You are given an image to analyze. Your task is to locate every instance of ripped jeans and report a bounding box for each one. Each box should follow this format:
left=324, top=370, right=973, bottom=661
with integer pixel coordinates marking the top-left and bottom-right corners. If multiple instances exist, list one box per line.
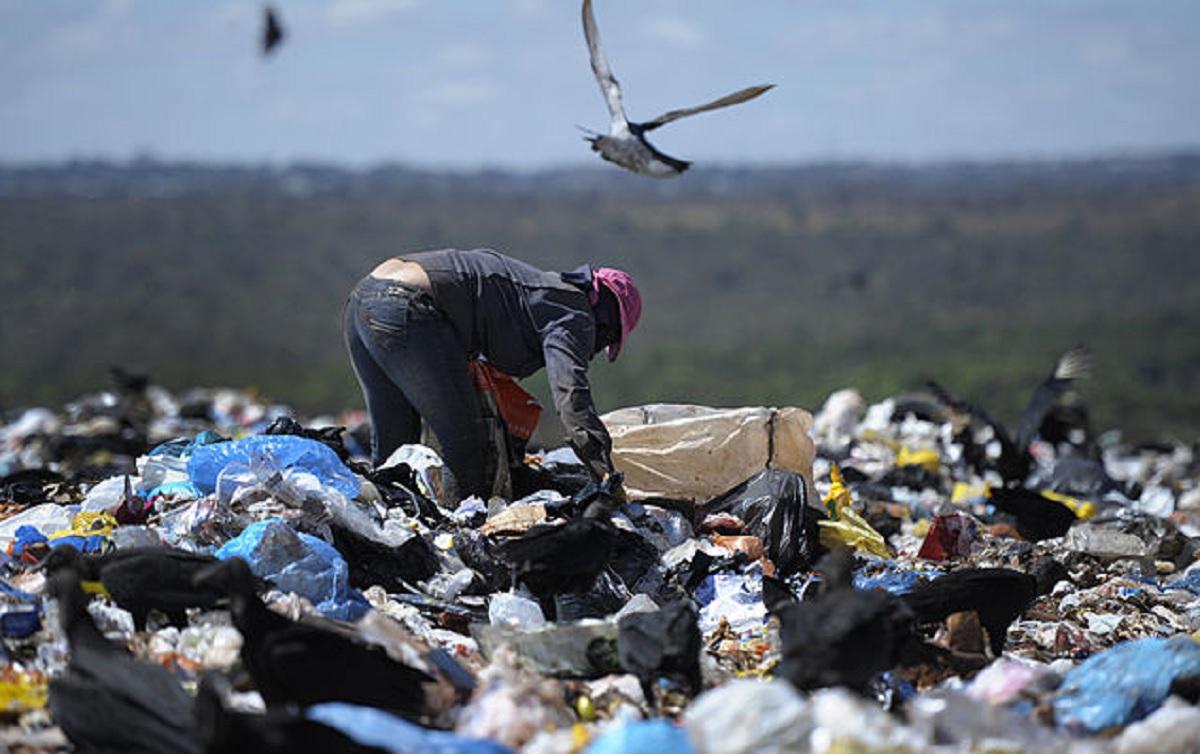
left=343, top=276, right=489, bottom=498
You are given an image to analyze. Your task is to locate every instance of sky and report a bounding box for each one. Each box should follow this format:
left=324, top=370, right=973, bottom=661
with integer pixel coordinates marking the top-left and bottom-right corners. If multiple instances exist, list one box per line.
left=2, top=0, right=1198, bottom=169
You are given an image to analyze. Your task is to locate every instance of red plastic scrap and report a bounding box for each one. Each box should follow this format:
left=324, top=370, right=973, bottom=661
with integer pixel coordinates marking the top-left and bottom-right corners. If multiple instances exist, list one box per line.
left=917, top=512, right=980, bottom=562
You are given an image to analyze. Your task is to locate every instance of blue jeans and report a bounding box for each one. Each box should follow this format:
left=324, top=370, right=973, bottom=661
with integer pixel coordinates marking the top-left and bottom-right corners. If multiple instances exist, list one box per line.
left=343, top=276, right=489, bottom=497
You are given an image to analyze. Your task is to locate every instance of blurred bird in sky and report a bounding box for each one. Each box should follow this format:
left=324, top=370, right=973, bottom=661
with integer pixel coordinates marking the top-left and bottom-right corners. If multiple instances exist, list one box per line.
left=262, top=5, right=285, bottom=57
left=580, top=0, right=772, bottom=177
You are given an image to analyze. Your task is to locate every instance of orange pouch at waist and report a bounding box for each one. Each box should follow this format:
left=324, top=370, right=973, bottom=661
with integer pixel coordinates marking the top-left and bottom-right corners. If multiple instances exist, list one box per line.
left=468, top=361, right=543, bottom=441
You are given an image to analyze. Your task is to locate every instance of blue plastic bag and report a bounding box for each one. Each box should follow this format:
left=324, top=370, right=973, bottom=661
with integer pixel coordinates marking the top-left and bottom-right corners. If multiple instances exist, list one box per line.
left=853, top=565, right=943, bottom=595
left=215, top=519, right=369, bottom=621
left=188, top=435, right=360, bottom=499
left=0, top=579, right=42, bottom=638
left=1165, top=569, right=1200, bottom=596
left=584, top=719, right=696, bottom=754
left=1053, top=636, right=1200, bottom=733
left=307, top=703, right=517, bottom=754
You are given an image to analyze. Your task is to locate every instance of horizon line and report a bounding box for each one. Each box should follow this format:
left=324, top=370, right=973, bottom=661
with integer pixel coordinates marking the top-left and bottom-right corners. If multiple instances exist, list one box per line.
left=3, top=146, right=1200, bottom=174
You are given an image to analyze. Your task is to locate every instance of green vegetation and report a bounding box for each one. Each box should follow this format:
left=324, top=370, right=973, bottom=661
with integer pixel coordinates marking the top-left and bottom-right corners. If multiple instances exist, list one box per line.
left=2, top=158, right=1198, bottom=442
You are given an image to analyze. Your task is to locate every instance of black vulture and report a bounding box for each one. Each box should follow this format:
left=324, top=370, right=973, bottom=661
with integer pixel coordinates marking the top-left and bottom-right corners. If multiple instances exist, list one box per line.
left=927, top=346, right=1092, bottom=484
left=196, top=675, right=387, bottom=754
left=988, top=487, right=1078, bottom=542
left=901, top=568, right=1037, bottom=656
left=193, top=557, right=431, bottom=717
left=42, top=544, right=222, bottom=629
left=47, top=571, right=199, bottom=754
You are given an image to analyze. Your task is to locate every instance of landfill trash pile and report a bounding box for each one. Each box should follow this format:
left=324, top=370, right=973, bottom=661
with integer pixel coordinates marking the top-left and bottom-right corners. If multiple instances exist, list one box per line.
left=2, top=360, right=1199, bottom=754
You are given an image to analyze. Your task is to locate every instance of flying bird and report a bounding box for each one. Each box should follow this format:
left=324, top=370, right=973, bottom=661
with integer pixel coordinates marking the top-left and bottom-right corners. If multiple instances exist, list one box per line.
left=262, top=5, right=285, bottom=56
left=581, top=0, right=772, bottom=177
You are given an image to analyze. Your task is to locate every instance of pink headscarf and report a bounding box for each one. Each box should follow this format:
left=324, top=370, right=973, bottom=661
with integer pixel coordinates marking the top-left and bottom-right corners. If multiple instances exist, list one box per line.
left=591, top=267, right=642, bottom=362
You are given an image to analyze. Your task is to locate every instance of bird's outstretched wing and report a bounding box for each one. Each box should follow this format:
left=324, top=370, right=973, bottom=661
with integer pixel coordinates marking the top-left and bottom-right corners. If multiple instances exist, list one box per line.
left=641, top=84, right=774, bottom=131
left=582, top=0, right=628, bottom=133
left=1015, top=346, right=1092, bottom=452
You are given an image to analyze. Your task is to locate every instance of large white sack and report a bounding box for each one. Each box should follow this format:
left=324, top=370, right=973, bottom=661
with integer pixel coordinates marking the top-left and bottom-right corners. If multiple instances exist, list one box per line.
left=600, top=404, right=815, bottom=502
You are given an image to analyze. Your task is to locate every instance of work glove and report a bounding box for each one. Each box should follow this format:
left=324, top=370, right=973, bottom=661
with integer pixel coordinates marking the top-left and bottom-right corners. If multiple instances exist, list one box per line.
left=573, top=471, right=627, bottom=518
left=600, top=471, right=628, bottom=506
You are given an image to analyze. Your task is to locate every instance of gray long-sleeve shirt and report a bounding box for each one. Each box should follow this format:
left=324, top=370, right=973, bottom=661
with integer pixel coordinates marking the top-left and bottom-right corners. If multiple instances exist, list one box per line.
left=403, top=248, right=613, bottom=479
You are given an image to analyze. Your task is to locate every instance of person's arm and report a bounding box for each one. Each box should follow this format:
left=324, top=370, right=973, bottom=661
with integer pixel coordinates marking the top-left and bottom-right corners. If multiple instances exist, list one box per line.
left=541, top=319, right=614, bottom=481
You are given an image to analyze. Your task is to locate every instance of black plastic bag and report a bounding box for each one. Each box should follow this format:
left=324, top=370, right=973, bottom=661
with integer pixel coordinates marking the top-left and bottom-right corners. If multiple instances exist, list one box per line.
left=264, top=416, right=351, bottom=463
left=702, top=470, right=826, bottom=578
left=617, top=600, right=702, bottom=695
left=554, top=571, right=630, bottom=621
left=329, top=522, right=439, bottom=591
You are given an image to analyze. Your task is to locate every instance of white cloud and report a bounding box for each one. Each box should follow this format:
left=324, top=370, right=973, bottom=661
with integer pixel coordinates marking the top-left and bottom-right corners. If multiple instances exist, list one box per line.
left=642, top=16, right=704, bottom=49
left=327, top=0, right=422, bottom=28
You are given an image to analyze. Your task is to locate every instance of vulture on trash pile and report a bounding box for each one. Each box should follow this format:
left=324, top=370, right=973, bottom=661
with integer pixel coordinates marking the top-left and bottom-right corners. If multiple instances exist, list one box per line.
left=928, top=346, right=1093, bottom=484
left=987, top=487, right=1078, bottom=542
left=193, top=557, right=432, bottom=717
left=900, top=567, right=1037, bottom=656
left=47, top=571, right=200, bottom=754
left=196, top=674, right=388, bottom=754
left=580, top=0, right=772, bottom=177
left=42, top=544, right=223, bottom=630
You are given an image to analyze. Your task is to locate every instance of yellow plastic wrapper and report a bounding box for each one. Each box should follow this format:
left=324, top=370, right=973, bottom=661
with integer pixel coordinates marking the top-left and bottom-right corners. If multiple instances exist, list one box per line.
left=823, top=463, right=854, bottom=518
left=570, top=723, right=592, bottom=750
left=1039, top=489, right=1097, bottom=520
left=819, top=512, right=891, bottom=559
left=50, top=511, right=119, bottom=541
left=854, top=429, right=901, bottom=454
left=819, top=464, right=891, bottom=558
left=895, top=446, right=940, bottom=473
left=950, top=481, right=990, bottom=505
left=0, top=665, right=49, bottom=712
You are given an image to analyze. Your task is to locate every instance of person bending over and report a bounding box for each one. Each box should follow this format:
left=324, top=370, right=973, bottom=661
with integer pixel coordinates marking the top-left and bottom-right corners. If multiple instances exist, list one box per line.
left=344, top=248, right=640, bottom=499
